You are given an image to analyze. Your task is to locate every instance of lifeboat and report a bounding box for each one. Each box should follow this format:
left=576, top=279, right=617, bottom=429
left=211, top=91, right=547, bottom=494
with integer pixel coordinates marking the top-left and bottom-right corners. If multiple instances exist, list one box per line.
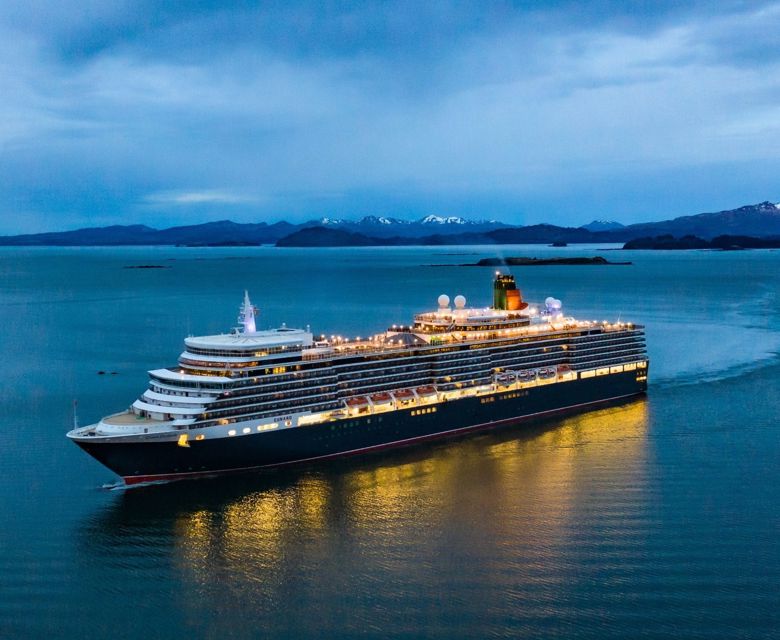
left=392, top=389, right=415, bottom=401
left=518, top=370, right=533, bottom=381
left=538, top=368, right=556, bottom=379
left=416, top=385, right=437, bottom=398
left=496, top=373, right=513, bottom=385
left=370, top=392, right=393, bottom=406
left=346, top=396, right=369, bottom=408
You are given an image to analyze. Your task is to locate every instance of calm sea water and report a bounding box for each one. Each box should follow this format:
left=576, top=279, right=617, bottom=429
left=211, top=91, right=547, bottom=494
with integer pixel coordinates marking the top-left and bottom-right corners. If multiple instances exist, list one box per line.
left=1, top=245, right=779, bottom=639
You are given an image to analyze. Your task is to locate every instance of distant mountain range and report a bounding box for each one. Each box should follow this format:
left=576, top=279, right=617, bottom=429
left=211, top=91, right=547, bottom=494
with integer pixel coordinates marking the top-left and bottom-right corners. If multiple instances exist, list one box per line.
left=309, top=214, right=511, bottom=238
left=1, top=201, right=779, bottom=246
left=0, top=215, right=507, bottom=246
left=279, top=201, right=780, bottom=246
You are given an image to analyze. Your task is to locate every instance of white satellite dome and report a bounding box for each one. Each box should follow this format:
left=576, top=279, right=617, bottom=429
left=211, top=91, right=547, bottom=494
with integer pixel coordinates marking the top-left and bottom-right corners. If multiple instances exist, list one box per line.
left=454, top=295, right=467, bottom=309
left=438, top=294, right=450, bottom=308
left=545, top=297, right=562, bottom=311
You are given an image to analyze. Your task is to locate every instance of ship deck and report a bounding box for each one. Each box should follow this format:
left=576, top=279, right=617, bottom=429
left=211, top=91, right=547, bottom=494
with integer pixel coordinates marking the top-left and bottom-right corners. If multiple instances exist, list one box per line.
left=303, top=319, right=639, bottom=362
left=102, top=412, right=160, bottom=426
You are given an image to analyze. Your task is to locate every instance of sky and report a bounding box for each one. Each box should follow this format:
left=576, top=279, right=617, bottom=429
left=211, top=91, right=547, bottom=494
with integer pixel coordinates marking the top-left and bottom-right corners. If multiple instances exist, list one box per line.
left=1, top=0, right=779, bottom=233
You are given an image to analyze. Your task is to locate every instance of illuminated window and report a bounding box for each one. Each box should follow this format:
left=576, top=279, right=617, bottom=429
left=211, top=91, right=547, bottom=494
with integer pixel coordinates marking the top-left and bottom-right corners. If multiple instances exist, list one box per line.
left=228, top=429, right=236, bottom=436
left=195, top=434, right=205, bottom=441
left=243, top=427, right=251, bottom=434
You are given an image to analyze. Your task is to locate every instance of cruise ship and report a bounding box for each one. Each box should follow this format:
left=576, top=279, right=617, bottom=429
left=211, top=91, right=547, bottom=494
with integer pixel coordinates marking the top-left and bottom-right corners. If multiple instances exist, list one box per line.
left=68, top=274, right=648, bottom=485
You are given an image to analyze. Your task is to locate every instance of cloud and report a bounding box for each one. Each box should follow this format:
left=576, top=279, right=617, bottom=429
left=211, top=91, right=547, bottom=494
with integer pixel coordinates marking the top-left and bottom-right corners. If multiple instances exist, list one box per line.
left=145, top=190, right=256, bottom=205
left=0, top=1, right=780, bottom=232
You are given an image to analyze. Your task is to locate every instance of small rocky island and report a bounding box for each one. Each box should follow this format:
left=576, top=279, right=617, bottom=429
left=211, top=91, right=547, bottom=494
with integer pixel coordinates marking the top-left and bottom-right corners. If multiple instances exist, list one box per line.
left=466, top=256, right=632, bottom=266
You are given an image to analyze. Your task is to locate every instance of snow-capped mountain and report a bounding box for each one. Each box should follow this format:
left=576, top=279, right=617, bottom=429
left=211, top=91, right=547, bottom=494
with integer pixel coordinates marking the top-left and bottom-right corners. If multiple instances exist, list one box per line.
left=357, top=215, right=411, bottom=225
left=300, top=214, right=510, bottom=237
left=419, top=215, right=468, bottom=225
left=580, top=220, right=625, bottom=232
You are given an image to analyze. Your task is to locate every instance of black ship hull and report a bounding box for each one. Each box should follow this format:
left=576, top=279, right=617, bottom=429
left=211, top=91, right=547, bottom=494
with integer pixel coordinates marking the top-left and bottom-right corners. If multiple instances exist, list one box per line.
left=77, top=370, right=647, bottom=485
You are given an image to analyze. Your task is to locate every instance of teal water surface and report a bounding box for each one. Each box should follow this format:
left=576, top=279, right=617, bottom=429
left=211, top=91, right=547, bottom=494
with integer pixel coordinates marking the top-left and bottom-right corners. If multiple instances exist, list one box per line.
left=1, top=245, right=779, bottom=639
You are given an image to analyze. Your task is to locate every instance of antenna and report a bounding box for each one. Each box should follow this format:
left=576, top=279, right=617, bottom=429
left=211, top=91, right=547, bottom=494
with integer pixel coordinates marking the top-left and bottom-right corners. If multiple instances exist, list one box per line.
left=72, top=399, right=79, bottom=430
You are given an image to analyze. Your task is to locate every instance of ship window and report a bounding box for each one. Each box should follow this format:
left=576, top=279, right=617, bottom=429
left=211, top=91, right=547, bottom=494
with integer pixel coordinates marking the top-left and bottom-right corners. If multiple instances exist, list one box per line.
left=195, top=434, right=205, bottom=441
left=228, top=429, right=236, bottom=436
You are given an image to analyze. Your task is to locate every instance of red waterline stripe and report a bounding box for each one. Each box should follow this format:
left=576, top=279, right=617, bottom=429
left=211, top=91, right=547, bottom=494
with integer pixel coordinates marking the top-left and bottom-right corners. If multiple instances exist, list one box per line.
left=123, top=392, right=643, bottom=485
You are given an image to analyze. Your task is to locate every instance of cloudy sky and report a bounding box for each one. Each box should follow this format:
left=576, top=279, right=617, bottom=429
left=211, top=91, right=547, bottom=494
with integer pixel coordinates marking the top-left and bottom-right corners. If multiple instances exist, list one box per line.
left=1, top=0, right=779, bottom=233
